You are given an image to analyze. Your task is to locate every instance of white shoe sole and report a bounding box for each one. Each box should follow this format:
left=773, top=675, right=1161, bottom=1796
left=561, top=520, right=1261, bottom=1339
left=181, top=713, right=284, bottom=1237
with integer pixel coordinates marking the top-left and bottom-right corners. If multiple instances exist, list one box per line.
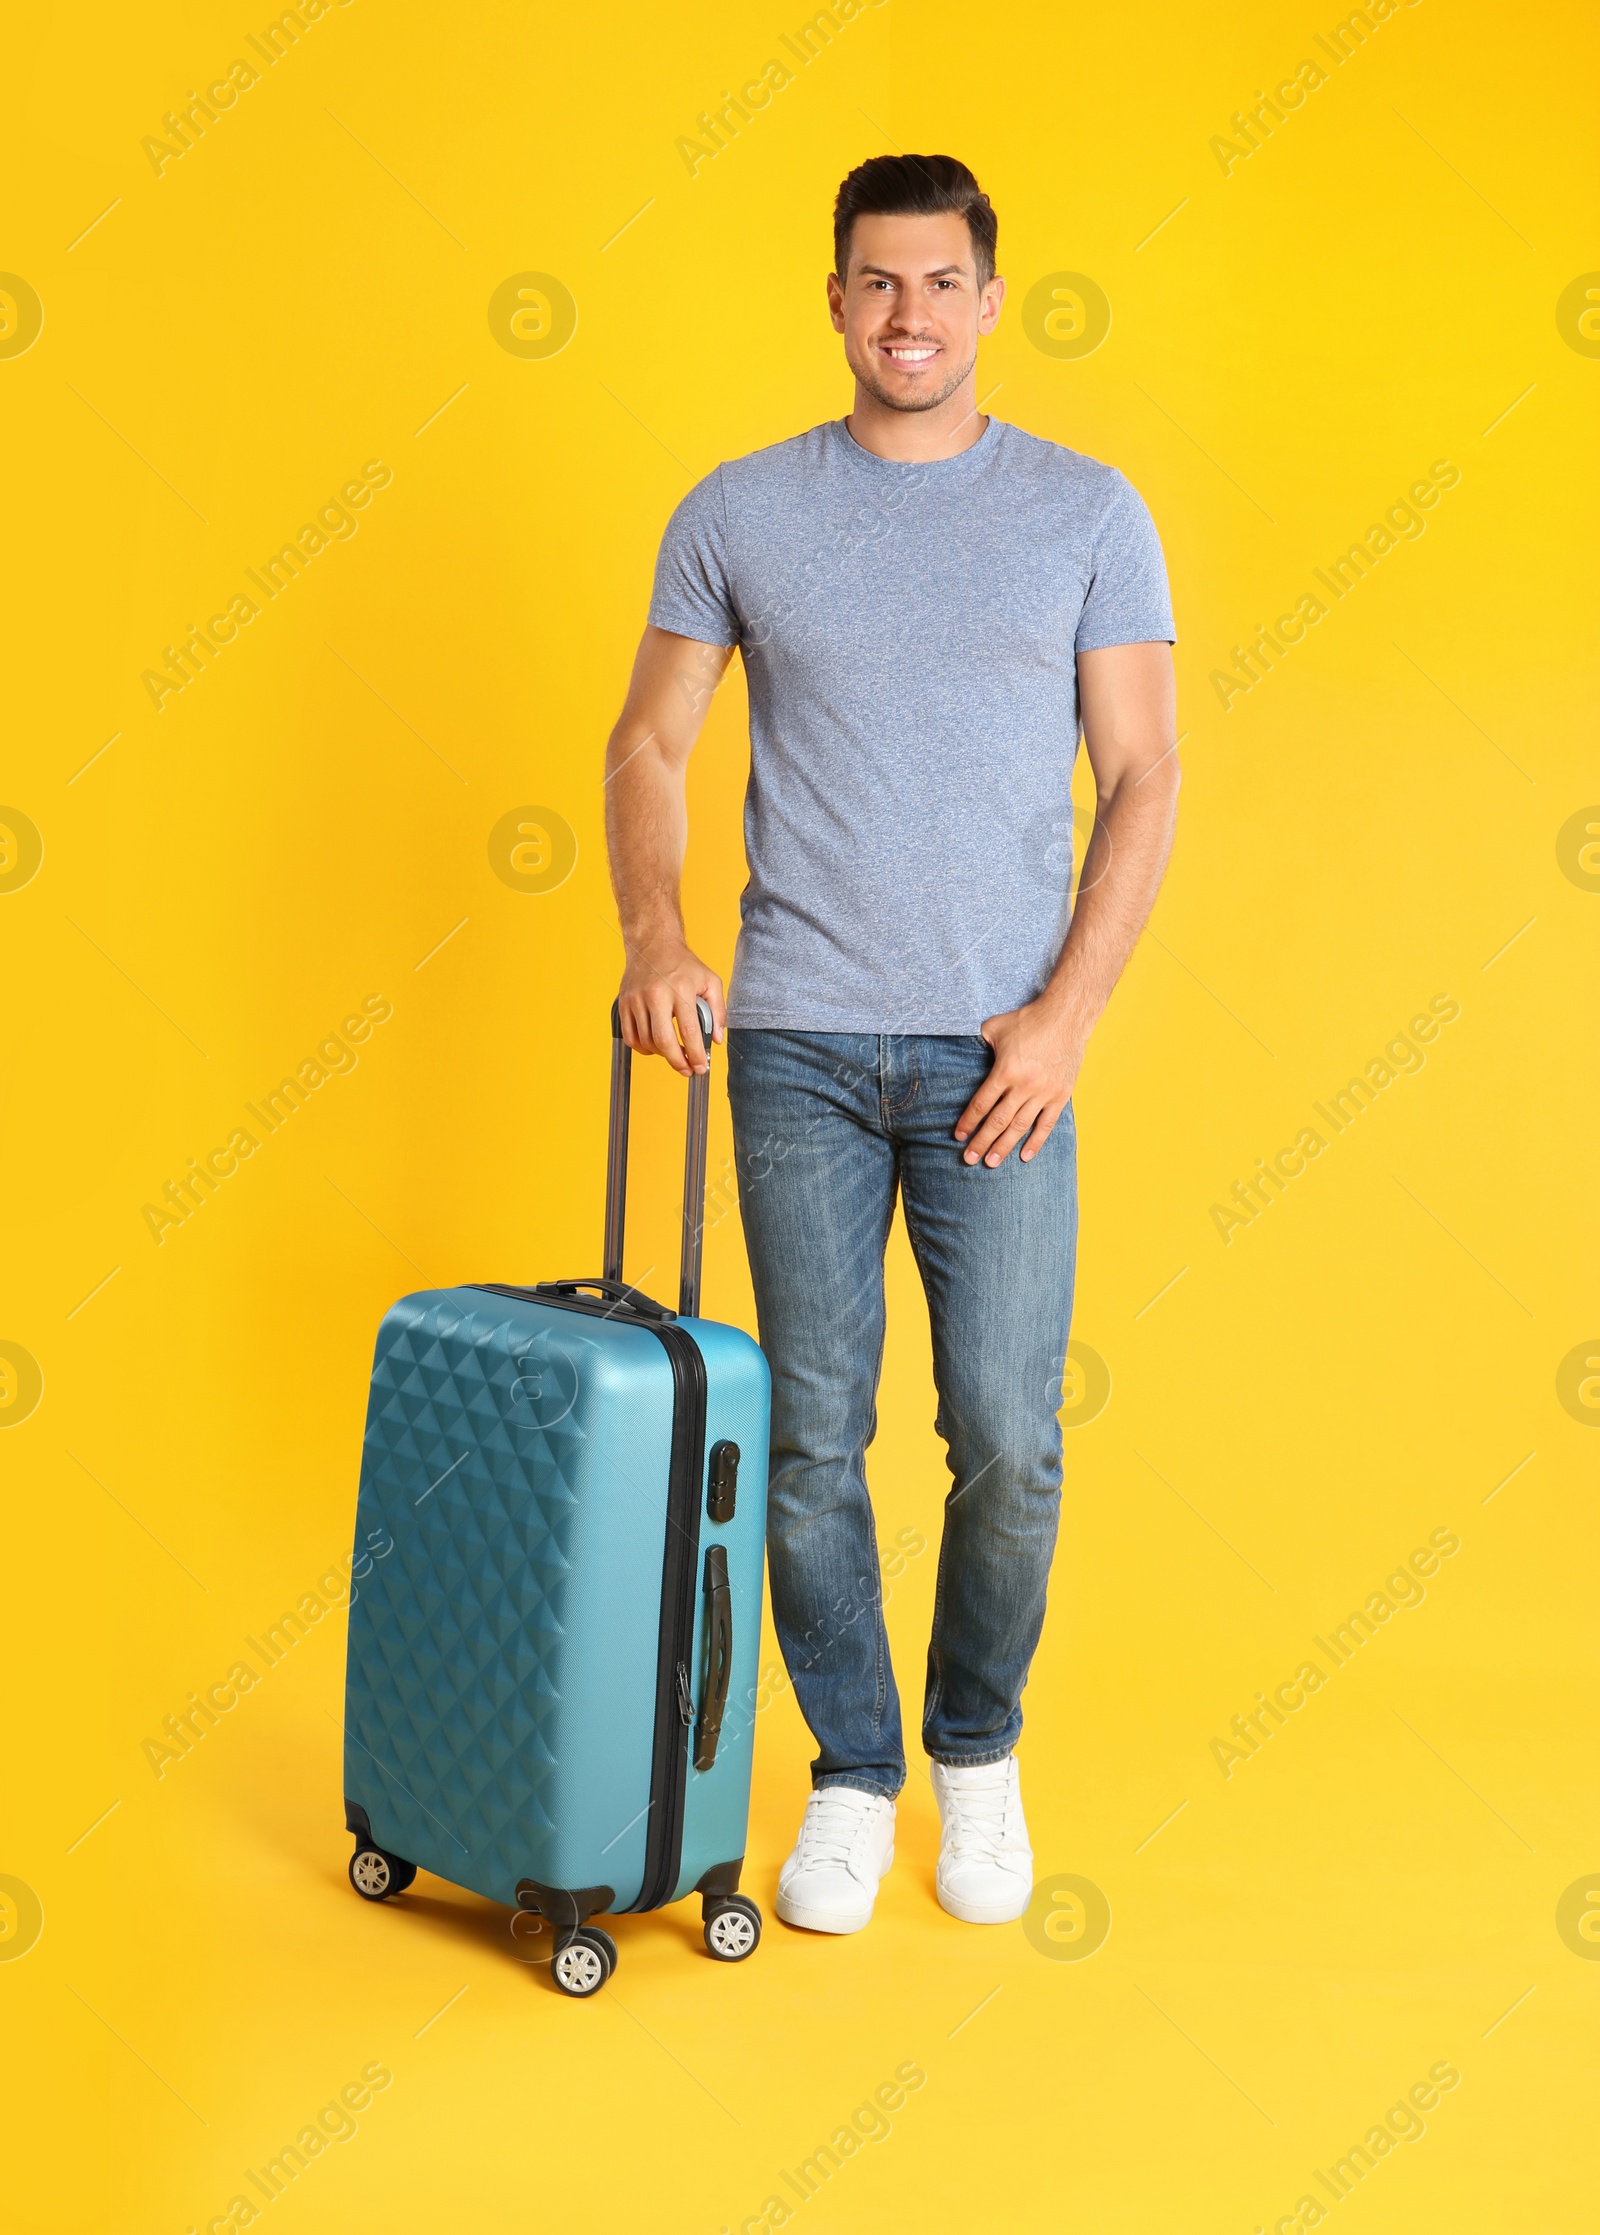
left=936, top=1873, right=1032, bottom=1926
left=775, top=1890, right=873, bottom=1933
left=775, top=1847, right=894, bottom=1935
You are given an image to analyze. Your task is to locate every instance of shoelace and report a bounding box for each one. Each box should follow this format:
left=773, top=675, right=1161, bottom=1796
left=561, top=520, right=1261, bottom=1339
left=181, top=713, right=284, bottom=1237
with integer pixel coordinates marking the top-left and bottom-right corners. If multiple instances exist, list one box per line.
left=941, top=1776, right=1016, bottom=1861
left=797, top=1793, right=877, bottom=1870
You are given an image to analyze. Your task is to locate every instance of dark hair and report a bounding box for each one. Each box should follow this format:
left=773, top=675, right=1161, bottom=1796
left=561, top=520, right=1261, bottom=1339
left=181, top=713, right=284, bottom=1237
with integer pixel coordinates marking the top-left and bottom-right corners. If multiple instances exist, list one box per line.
left=832, top=153, right=998, bottom=287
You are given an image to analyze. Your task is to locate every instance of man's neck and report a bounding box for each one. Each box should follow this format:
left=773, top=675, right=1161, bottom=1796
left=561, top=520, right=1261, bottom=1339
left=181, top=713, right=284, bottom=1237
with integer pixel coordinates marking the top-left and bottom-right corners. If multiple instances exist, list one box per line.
left=843, top=377, right=990, bottom=463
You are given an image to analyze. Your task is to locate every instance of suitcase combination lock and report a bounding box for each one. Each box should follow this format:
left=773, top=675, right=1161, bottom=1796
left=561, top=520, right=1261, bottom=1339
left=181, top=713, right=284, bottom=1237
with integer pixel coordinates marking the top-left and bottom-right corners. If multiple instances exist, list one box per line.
left=706, top=1440, right=740, bottom=1523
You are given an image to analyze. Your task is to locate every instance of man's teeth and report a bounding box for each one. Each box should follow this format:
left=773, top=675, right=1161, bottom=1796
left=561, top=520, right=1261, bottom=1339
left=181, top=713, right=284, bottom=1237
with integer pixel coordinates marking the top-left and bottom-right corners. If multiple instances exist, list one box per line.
left=887, top=346, right=937, bottom=362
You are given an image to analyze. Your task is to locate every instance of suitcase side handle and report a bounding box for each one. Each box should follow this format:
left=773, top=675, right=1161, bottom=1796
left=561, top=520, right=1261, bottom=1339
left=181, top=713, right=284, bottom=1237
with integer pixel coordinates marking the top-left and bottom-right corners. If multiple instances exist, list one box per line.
left=694, top=1543, right=732, bottom=1774
left=604, top=996, right=715, bottom=1320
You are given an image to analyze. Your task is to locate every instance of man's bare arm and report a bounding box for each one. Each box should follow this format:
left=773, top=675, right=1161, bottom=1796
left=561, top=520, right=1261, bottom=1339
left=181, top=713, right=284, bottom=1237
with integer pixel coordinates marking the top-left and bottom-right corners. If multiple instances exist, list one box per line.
left=955, top=640, right=1180, bottom=1165
left=605, top=624, right=735, bottom=1076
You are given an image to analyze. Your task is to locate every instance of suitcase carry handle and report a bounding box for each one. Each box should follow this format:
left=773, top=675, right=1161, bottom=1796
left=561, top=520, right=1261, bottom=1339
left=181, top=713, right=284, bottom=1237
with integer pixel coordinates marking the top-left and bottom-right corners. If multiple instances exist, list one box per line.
left=694, top=1543, right=732, bottom=1773
left=529, top=1277, right=673, bottom=1322
left=604, top=996, right=715, bottom=1320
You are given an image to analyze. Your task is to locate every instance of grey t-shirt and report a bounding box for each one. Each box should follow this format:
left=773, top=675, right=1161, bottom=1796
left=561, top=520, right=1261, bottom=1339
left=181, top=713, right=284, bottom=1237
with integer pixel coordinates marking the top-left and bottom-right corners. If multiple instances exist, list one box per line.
left=648, top=415, right=1174, bottom=1033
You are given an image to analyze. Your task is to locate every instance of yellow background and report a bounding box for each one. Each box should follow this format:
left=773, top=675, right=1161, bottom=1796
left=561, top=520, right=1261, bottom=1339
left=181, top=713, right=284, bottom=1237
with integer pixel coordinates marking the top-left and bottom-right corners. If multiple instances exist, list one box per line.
left=4, top=0, right=1596, bottom=2227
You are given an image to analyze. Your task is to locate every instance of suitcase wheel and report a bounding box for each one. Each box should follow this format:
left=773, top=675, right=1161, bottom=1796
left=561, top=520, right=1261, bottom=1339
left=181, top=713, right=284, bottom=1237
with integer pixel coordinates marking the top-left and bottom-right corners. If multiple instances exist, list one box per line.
left=551, top=1926, right=614, bottom=1998
left=583, top=1925, right=618, bottom=1979
left=703, top=1895, right=762, bottom=1963
left=349, top=1845, right=417, bottom=1902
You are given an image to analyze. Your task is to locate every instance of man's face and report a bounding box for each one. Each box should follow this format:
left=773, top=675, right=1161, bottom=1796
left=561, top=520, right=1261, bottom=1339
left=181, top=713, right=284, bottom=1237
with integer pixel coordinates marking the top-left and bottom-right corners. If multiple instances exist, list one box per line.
left=828, top=211, right=1005, bottom=415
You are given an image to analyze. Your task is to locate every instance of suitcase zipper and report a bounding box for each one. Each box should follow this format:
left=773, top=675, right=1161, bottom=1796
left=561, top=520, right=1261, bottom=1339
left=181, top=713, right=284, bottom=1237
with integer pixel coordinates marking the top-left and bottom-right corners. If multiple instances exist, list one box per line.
left=467, top=1285, right=706, bottom=1915
left=632, top=1319, right=707, bottom=1911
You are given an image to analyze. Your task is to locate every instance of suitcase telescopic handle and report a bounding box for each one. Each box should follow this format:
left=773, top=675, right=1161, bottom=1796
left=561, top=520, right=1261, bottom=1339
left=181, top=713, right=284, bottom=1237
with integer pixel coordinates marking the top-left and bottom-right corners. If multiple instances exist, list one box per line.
left=604, top=996, right=715, bottom=1319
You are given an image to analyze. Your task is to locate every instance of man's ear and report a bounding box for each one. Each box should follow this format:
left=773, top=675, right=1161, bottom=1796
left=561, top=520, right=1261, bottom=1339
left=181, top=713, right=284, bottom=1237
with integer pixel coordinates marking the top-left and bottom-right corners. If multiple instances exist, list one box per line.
left=979, top=274, right=1006, bottom=334
left=827, top=270, right=846, bottom=332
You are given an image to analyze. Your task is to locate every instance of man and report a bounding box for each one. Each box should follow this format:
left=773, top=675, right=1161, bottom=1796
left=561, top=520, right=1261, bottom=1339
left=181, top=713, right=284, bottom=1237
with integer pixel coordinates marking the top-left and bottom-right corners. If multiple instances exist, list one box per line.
left=604, top=154, right=1178, bottom=1933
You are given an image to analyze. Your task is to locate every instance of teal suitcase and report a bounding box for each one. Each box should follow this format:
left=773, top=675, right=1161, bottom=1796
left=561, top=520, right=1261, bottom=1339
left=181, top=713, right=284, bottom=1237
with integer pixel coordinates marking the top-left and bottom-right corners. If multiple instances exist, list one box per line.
left=341, top=1004, right=771, bottom=1994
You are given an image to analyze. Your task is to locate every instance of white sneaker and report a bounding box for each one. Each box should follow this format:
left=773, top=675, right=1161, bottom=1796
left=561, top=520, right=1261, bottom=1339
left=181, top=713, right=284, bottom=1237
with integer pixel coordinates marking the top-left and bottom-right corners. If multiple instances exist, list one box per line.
left=931, top=1755, right=1034, bottom=1924
left=775, top=1787, right=896, bottom=1934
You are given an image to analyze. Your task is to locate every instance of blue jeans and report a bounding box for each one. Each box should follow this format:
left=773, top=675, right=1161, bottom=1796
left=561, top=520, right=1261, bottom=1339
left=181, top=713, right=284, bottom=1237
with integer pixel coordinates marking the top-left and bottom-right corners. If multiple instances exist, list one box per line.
left=726, top=1030, right=1077, bottom=1800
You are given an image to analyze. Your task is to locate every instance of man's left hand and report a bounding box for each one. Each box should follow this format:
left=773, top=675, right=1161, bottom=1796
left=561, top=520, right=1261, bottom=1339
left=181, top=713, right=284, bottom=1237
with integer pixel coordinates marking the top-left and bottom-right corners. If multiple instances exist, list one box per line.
left=955, top=1001, right=1085, bottom=1167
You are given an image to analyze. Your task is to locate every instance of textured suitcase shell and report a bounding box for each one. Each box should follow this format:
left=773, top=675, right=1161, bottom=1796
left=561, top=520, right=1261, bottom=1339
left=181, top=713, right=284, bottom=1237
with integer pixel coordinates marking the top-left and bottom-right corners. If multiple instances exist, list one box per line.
left=343, top=1284, right=769, bottom=1914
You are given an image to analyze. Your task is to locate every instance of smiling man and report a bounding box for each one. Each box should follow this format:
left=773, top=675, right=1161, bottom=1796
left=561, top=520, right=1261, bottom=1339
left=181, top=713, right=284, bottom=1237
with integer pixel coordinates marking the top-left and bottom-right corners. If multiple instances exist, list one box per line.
left=604, top=154, right=1179, bottom=1935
